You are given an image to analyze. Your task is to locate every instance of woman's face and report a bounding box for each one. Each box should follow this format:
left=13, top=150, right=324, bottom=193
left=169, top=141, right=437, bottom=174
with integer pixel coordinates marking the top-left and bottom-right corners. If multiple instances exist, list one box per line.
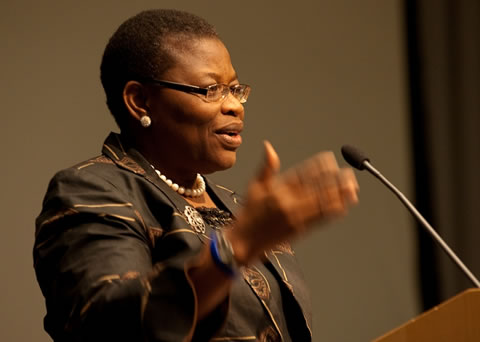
left=146, top=38, right=245, bottom=178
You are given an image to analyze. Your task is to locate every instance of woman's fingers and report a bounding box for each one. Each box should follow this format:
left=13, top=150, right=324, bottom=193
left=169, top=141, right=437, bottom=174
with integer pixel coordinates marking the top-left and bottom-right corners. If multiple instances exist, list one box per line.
left=281, top=152, right=359, bottom=223
left=256, top=140, right=280, bottom=187
left=338, top=167, right=359, bottom=205
left=314, top=151, right=340, bottom=173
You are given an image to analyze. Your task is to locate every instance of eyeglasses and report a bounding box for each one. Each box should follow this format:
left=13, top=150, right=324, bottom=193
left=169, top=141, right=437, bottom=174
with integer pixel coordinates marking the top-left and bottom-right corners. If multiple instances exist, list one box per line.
left=143, top=78, right=251, bottom=104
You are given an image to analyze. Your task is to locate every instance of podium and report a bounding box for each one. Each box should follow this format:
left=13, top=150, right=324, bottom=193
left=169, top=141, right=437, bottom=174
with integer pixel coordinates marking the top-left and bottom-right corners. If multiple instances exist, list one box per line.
left=373, top=289, right=480, bottom=341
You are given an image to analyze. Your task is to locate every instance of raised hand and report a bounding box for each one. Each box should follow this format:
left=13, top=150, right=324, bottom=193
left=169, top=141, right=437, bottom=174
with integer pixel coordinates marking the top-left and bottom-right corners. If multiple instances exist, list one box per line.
left=227, top=141, right=359, bottom=265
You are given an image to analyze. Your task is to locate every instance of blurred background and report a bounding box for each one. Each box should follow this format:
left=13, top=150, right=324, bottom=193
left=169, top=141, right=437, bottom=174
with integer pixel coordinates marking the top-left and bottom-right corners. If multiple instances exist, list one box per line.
left=2, top=0, right=479, bottom=341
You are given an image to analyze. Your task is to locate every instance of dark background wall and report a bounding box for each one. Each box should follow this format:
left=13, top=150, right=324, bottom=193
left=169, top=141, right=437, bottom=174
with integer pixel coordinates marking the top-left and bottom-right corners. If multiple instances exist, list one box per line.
left=1, top=1, right=419, bottom=341
left=406, top=0, right=480, bottom=309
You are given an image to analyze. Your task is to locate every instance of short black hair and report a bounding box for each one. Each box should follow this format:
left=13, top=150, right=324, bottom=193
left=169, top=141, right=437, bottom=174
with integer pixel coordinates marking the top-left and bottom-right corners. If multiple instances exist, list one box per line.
left=100, top=9, right=219, bottom=129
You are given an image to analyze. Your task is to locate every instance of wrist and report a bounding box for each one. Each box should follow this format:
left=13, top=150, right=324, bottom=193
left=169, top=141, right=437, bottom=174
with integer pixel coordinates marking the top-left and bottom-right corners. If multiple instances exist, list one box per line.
left=210, top=230, right=240, bottom=277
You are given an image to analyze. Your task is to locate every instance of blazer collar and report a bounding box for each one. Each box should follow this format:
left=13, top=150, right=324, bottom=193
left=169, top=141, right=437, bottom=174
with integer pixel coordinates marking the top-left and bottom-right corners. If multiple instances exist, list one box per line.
left=101, top=132, right=188, bottom=212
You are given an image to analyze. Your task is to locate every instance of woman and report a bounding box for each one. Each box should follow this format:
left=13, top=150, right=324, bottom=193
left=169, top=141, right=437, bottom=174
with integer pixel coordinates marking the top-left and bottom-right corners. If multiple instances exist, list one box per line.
left=34, top=9, right=358, bottom=342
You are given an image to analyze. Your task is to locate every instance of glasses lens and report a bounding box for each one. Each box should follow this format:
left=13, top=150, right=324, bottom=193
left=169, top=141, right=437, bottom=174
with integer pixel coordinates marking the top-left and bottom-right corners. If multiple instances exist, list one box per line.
left=206, top=84, right=228, bottom=102
left=232, top=85, right=251, bottom=103
left=205, top=84, right=251, bottom=103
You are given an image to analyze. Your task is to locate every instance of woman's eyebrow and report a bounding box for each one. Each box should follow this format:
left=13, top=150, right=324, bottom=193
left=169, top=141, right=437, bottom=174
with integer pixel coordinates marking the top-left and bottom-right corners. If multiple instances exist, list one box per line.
left=205, top=71, right=239, bottom=83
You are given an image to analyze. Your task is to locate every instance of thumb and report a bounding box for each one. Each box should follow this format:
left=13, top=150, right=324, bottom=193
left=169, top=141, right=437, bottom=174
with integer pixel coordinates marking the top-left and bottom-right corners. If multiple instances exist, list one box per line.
left=257, top=140, right=280, bottom=185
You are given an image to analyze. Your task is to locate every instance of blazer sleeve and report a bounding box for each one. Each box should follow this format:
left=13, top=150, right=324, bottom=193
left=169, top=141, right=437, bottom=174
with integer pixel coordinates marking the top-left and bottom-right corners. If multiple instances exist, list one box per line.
left=34, top=167, right=225, bottom=342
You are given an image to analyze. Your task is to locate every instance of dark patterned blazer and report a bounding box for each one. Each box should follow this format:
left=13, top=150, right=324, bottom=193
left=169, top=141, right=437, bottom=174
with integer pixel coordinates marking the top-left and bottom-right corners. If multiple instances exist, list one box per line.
left=34, top=133, right=312, bottom=342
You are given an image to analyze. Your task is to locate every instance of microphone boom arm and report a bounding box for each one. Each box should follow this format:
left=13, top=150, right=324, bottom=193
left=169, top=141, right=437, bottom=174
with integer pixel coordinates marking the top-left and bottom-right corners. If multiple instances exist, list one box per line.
left=363, top=160, right=480, bottom=288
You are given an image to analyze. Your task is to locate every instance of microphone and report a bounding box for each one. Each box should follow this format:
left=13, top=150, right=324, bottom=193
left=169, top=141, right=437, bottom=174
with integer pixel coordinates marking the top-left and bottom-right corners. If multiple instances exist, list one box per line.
left=341, top=144, right=480, bottom=288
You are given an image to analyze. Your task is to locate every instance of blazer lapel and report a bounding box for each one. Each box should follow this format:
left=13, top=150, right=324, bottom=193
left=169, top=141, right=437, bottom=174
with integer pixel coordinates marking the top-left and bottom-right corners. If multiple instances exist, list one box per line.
left=207, top=178, right=312, bottom=337
left=266, top=248, right=313, bottom=338
left=205, top=179, right=242, bottom=216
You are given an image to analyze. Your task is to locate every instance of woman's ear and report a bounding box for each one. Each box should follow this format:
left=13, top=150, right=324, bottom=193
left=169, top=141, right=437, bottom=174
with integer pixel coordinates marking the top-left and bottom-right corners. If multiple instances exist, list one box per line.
left=123, top=81, right=149, bottom=120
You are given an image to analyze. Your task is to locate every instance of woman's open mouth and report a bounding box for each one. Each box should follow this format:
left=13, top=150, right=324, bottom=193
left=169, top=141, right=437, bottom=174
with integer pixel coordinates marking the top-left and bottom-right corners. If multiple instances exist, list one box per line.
left=215, top=122, right=243, bottom=149
left=216, top=131, right=242, bottom=148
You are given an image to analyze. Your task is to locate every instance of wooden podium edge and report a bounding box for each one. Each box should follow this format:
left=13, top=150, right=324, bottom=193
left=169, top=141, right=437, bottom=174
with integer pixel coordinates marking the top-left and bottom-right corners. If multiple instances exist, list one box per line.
left=372, top=288, right=480, bottom=341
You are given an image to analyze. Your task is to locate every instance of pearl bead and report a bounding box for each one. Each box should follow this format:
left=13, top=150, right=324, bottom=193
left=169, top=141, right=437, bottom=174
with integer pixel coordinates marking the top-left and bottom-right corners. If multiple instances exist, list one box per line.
left=151, top=166, right=205, bottom=197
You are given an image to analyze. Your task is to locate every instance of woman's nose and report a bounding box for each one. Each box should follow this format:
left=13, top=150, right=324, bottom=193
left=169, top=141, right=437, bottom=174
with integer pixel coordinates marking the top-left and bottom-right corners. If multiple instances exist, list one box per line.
left=221, top=93, right=245, bottom=119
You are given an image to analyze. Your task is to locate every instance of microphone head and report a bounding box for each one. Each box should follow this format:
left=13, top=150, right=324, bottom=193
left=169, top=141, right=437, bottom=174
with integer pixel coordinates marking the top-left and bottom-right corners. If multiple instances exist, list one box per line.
left=341, top=145, right=370, bottom=170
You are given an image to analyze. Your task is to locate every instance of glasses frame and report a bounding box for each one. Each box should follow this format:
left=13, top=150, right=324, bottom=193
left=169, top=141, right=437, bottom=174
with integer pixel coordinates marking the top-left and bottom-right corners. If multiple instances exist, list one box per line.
left=141, top=78, right=251, bottom=103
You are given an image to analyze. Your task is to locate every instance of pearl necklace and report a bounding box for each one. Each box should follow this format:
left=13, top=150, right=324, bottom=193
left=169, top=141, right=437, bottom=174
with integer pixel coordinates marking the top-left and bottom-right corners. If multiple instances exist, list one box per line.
left=152, top=166, right=206, bottom=197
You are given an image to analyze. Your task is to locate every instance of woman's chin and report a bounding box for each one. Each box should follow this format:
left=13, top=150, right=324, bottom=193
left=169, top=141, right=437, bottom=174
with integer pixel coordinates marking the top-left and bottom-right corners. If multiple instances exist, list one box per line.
left=202, top=152, right=237, bottom=174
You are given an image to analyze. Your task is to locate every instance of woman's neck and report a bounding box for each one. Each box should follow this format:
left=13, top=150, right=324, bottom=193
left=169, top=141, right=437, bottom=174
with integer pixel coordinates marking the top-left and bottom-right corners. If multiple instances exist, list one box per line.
left=122, top=130, right=199, bottom=188
left=183, top=191, right=217, bottom=209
